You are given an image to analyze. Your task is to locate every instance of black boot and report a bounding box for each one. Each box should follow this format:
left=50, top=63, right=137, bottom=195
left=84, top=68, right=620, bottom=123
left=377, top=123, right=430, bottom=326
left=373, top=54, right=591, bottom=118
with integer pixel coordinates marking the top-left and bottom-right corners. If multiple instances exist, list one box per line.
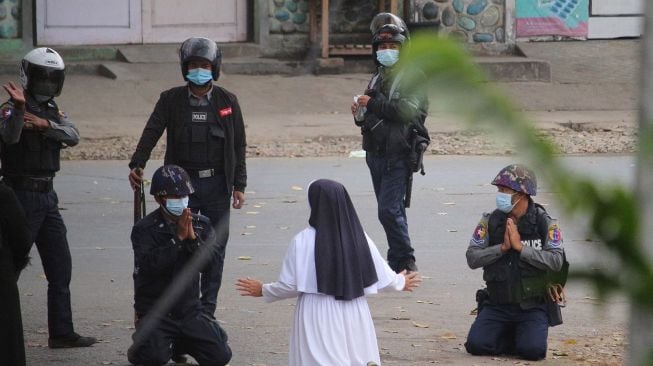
left=48, top=332, right=97, bottom=348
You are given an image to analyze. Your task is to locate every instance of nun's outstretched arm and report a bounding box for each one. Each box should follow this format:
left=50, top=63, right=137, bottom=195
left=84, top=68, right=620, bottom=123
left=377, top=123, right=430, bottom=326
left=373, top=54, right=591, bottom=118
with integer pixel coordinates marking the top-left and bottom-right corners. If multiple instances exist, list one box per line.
left=400, top=271, right=421, bottom=292
left=261, top=234, right=301, bottom=302
left=262, top=281, right=299, bottom=302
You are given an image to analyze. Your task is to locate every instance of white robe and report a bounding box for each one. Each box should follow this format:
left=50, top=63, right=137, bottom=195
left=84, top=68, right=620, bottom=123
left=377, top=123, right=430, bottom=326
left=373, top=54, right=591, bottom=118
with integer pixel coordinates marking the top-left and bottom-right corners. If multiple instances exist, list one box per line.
left=262, top=227, right=405, bottom=366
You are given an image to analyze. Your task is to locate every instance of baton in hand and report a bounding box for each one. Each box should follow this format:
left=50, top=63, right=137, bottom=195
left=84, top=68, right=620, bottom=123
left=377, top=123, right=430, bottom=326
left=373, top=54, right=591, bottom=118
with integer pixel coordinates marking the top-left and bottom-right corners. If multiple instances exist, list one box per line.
left=133, top=169, right=146, bottom=224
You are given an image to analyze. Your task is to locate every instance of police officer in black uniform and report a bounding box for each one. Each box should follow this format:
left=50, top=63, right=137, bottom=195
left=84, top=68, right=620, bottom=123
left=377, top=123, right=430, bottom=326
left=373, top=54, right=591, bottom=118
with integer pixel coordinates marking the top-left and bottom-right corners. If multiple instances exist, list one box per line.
left=351, top=18, right=428, bottom=273
left=0, top=47, right=96, bottom=348
left=128, top=37, right=247, bottom=318
left=464, top=164, right=565, bottom=361
left=0, top=182, right=32, bottom=366
left=128, top=165, right=231, bottom=366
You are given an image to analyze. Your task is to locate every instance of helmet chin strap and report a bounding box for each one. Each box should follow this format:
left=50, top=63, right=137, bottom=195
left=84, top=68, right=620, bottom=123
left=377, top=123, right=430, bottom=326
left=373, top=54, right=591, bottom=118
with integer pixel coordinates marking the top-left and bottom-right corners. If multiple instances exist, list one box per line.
left=29, top=91, right=52, bottom=103
left=509, top=196, right=526, bottom=218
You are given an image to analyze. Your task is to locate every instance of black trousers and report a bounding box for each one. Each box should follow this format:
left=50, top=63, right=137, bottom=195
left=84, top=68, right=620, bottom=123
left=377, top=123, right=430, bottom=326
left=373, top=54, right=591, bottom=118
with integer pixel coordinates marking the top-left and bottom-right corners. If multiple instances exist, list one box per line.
left=188, top=174, right=230, bottom=317
left=13, top=189, right=75, bottom=338
left=0, top=247, right=26, bottom=366
left=127, top=311, right=231, bottom=366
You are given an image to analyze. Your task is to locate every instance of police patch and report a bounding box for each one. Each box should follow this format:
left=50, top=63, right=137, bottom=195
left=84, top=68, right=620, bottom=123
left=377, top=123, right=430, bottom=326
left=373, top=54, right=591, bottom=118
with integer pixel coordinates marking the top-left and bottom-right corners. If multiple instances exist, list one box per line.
left=1, top=107, right=12, bottom=120
left=471, top=221, right=488, bottom=246
left=548, top=223, right=562, bottom=247
left=192, top=112, right=208, bottom=122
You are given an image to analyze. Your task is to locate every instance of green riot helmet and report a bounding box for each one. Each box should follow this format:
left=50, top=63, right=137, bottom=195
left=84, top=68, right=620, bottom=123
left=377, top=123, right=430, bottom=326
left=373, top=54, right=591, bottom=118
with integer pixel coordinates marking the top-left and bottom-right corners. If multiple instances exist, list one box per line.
left=491, top=164, right=537, bottom=196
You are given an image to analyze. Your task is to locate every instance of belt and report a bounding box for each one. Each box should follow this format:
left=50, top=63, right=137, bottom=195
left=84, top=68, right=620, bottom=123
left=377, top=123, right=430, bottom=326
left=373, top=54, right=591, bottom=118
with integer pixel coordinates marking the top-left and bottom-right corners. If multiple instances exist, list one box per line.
left=4, top=176, right=54, bottom=192
left=187, top=168, right=221, bottom=179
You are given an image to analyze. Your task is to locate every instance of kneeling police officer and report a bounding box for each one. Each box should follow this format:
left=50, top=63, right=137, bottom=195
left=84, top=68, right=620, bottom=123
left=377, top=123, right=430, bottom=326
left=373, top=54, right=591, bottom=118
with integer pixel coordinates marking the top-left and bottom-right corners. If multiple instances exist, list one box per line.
left=464, top=164, right=566, bottom=361
left=129, top=37, right=247, bottom=318
left=128, top=165, right=231, bottom=366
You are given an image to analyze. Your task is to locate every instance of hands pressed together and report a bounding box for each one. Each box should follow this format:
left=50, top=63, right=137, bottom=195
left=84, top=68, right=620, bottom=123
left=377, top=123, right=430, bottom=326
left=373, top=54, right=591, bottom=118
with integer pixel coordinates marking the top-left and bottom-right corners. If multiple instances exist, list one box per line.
left=501, top=217, right=523, bottom=253
left=176, top=208, right=197, bottom=242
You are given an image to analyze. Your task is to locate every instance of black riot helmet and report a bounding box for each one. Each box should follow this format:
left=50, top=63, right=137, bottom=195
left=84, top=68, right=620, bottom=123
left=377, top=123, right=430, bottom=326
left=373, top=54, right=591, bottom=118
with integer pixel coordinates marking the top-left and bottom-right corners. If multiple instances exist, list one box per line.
left=20, top=47, right=66, bottom=100
left=371, top=23, right=408, bottom=67
left=179, top=37, right=222, bottom=82
left=370, top=12, right=410, bottom=39
left=150, top=165, right=195, bottom=197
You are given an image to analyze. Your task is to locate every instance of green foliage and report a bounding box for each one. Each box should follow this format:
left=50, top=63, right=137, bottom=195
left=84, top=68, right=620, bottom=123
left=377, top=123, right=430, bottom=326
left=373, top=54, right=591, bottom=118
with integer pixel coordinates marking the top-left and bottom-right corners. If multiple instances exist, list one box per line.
left=399, top=33, right=653, bottom=308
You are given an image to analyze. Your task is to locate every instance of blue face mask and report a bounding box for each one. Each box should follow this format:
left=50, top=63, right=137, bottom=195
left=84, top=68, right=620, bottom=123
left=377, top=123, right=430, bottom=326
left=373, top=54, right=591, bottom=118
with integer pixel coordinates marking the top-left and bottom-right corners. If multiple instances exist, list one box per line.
left=186, top=68, right=213, bottom=86
left=164, top=196, right=189, bottom=217
left=376, top=49, right=400, bottom=67
left=496, top=192, right=517, bottom=213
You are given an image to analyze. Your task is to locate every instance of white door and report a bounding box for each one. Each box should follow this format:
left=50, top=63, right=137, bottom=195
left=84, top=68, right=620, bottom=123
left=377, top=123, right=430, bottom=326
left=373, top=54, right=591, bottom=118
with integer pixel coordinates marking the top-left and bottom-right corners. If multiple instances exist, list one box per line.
left=142, top=0, right=247, bottom=43
left=36, top=0, right=142, bottom=45
left=588, top=0, right=643, bottom=39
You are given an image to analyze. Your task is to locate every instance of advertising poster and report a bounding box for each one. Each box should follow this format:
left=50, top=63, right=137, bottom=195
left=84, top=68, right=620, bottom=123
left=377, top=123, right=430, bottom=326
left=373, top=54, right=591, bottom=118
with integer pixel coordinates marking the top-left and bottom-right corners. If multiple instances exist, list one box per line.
left=516, top=0, right=589, bottom=38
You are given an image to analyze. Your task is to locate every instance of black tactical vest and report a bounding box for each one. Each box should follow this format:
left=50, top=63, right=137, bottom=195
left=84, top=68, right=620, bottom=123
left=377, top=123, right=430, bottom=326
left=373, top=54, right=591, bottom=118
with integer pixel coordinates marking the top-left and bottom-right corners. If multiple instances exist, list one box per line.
left=1, top=100, right=62, bottom=177
left=174, top=101, right=225, bottom=170
left=483, top=203, right=550, bottom=305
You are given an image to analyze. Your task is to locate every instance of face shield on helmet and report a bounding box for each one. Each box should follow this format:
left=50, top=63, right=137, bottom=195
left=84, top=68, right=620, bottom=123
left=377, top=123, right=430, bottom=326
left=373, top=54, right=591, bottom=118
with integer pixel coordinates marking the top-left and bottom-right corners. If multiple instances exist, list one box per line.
left=370, top=12, right=410, bottom=39
left=20, top=48, right=66, bottom=100
left=179, top=37, right=222, bottom=84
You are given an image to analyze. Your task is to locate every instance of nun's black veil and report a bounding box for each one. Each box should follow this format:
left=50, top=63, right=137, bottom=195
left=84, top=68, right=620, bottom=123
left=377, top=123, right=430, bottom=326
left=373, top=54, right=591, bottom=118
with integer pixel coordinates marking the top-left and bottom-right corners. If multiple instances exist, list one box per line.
left=308, top=179, right=378, bottom=300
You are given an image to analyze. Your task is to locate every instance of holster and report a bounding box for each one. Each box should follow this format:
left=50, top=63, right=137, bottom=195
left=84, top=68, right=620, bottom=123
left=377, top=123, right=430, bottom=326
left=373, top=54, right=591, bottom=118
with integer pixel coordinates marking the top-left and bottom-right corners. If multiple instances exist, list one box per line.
left=546, top=299, right=563, bottom=326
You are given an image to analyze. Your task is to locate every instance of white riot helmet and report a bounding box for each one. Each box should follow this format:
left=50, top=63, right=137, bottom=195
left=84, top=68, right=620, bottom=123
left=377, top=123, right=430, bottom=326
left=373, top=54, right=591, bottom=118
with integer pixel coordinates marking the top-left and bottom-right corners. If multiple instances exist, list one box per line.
left=20, top=47, right=66, bottom=100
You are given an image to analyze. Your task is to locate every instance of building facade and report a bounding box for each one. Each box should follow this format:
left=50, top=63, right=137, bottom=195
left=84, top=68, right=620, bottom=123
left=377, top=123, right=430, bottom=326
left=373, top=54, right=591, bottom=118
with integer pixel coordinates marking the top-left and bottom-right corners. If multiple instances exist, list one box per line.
left=0, top=0, right=643, bottom=58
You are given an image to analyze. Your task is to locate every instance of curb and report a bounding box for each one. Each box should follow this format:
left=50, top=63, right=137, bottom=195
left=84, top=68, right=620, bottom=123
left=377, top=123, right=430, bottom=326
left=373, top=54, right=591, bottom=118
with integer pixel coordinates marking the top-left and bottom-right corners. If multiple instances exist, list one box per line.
left=0, top=43, right=551, bottom=82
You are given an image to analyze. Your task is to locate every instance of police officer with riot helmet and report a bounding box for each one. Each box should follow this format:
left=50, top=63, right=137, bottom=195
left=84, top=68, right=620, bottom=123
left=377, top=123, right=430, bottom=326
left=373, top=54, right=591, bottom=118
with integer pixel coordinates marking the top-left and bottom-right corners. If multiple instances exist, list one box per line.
left=128, top=165, right=231, bottom=366
left=0, top=47, right=96, bottom=348
left=351, top=18, right=429, bottom=273
left=128, top=37, right=247, bottom=318
left=465, top=164, right=566, bottom=361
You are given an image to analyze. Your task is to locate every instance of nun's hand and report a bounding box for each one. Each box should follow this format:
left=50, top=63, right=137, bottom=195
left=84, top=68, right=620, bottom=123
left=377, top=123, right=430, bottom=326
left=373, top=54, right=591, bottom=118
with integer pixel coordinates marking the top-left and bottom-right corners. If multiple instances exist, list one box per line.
left=400, top=270, right=421, bottom=292
left=236, top=277, right=263, bottom=297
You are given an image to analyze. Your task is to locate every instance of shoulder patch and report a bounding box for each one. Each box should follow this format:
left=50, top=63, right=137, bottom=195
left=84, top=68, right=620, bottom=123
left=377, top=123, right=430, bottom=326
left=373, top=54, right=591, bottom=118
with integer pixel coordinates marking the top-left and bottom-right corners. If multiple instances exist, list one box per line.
left=548, top=223, right=562, bottom=247
left=1, top=106, right=13, bottom=120
left=471, top=220, right=488, bottom=246
left=219, top=107, right=232, bottom=118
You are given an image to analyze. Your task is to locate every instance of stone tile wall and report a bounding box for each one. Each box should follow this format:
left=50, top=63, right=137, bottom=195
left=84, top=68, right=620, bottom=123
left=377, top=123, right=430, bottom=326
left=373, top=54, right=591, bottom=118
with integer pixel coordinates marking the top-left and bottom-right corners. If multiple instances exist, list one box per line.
left=265, top=0, right=509, bottom=56
left=408, top=0, right=505, bottom=43
left=0, top=0, right=21, bottom=38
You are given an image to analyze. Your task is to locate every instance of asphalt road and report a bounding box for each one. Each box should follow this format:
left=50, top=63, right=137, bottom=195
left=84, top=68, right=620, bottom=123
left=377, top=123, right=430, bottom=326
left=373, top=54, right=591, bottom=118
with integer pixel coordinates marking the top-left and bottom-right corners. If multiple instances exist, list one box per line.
left=19, top=155, right=632, bottom=365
